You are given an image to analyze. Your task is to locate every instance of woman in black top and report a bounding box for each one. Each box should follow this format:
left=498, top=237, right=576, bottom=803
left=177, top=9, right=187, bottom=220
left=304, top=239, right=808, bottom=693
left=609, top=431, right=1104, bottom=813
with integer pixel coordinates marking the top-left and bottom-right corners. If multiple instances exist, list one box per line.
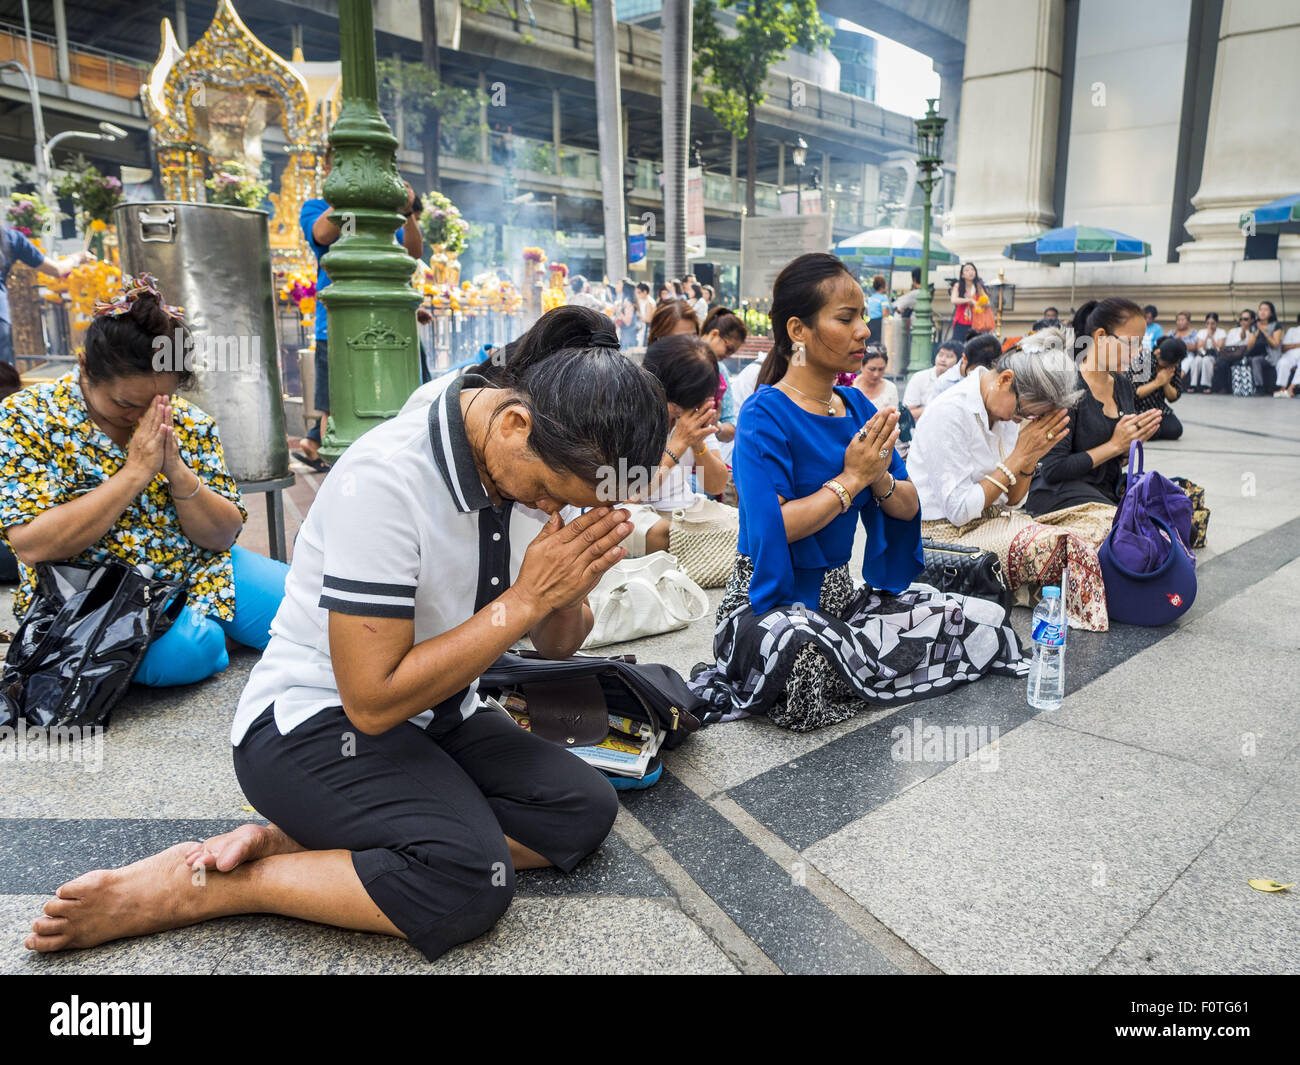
left=1027, top=298, right=1162, bottom=516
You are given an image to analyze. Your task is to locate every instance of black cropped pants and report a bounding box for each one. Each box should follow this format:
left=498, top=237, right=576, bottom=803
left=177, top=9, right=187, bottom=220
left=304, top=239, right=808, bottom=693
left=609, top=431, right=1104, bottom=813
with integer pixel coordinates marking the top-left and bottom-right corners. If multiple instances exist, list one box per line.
left=233, top=703, right=617, bottom=961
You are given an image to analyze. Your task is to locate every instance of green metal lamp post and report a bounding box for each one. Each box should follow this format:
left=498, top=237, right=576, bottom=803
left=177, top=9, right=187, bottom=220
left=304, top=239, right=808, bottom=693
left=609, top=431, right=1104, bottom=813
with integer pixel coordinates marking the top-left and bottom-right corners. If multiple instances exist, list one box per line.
left=908, top=99, right=947, bottom=372
left=318, top=0, right=421, bottom=461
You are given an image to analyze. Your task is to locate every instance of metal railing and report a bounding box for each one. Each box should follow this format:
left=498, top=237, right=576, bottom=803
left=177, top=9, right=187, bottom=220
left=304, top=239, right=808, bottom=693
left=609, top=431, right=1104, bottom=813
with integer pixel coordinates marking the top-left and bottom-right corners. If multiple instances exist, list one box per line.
left=0, top=21, right=146, bottom=99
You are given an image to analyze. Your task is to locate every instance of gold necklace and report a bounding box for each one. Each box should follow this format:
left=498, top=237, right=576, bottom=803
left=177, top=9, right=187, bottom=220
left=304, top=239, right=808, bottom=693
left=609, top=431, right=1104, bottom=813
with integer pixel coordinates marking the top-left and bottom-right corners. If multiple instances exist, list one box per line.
left=779, top=379, right=835, bottom=415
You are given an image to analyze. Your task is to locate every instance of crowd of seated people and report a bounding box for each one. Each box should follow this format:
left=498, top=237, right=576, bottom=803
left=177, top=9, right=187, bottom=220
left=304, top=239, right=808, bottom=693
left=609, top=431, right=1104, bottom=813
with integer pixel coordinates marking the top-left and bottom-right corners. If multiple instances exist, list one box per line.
left=8, top=255, right=1221, bottom=963
left=1141, top=302, right=1296, bottom=397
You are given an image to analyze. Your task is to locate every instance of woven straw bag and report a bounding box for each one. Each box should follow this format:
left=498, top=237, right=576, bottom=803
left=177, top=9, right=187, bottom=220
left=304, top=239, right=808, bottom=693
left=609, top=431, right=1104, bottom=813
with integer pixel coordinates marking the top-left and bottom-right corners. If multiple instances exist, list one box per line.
left=667, top=497, right=739, bottom=588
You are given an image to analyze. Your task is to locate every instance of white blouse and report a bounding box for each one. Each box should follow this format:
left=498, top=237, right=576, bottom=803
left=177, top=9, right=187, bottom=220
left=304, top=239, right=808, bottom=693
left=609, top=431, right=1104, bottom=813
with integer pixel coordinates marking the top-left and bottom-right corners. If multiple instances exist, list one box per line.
left=858, top=378, right=899, bottom=411
left=1195, top=327, right=1226, bottom=351
left=902, top=367, right=941, bottom=411
left=907, top=368, right=1021, bottom=528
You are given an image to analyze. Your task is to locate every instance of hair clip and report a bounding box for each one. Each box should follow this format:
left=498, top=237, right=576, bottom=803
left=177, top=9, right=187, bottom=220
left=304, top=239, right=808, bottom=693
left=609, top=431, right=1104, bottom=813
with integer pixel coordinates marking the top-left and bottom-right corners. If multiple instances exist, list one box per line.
left=92, top=272, right=186, bottom=320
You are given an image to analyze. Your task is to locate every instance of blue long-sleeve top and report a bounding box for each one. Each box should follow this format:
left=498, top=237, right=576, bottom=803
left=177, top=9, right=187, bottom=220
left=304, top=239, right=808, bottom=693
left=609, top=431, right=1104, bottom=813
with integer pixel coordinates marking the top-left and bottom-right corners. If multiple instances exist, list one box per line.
left=734, top=385, right=923, bottom=614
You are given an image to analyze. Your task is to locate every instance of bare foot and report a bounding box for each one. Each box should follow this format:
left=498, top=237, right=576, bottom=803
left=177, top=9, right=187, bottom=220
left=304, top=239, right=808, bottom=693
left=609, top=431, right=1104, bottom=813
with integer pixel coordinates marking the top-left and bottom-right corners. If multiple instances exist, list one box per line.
left=25, top=842, right=208, bottom=953
left=296, top=437, right=319, bottom=460
left=184, top=823, right=303, bottom=873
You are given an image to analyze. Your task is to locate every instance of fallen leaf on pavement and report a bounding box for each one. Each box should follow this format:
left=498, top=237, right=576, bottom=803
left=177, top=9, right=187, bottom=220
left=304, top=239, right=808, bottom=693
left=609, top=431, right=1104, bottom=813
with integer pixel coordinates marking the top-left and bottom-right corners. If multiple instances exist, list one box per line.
left=1247, top=879, right=1294, bottom=892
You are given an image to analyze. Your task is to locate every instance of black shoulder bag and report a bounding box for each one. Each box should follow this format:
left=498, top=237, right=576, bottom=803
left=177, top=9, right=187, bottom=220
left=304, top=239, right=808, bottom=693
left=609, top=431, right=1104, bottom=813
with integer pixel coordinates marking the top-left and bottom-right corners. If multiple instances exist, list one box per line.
left=918, top=538, right=1014, bottom=613
left=0, top=557, right=187, bottom=730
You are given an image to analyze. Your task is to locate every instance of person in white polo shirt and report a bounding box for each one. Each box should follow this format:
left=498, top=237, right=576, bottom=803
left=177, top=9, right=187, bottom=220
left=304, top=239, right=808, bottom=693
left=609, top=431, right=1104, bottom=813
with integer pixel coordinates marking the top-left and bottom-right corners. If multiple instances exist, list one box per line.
left=24, top=338, right=669, bottom=963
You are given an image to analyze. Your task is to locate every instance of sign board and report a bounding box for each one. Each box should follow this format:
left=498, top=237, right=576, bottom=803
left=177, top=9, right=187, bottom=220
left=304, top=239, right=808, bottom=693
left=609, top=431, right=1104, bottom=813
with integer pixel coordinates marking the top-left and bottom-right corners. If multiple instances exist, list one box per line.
left=685, top=166, right=706, bottom=259
left=628, top=228, right=647, bottom=271
left=740, top=214, right=834, bottom=302
left=778, top=190, right=824, bottom=217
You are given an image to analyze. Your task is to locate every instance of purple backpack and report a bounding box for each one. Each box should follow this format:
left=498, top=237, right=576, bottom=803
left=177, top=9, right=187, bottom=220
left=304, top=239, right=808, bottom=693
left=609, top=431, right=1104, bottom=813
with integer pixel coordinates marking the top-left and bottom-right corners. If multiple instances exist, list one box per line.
left=1099, top=441, right=1196, bottom=625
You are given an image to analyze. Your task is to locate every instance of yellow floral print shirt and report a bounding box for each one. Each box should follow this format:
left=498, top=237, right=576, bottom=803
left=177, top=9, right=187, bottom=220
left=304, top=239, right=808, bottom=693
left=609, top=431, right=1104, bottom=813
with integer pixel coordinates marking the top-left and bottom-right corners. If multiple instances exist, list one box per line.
left=0, top=373, right=248, bottom=621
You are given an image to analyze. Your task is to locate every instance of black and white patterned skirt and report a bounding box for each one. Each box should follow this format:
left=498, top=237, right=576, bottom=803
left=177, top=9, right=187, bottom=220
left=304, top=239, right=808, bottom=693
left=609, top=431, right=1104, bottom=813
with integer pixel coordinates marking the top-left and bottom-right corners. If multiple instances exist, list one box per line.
left=689, top=555, right=1028, bottom=732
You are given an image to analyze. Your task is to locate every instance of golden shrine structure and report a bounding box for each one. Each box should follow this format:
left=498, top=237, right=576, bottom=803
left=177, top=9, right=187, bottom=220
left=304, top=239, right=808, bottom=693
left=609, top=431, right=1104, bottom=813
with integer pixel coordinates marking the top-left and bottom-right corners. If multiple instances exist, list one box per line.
left=140, top=0, right=338, bottom=278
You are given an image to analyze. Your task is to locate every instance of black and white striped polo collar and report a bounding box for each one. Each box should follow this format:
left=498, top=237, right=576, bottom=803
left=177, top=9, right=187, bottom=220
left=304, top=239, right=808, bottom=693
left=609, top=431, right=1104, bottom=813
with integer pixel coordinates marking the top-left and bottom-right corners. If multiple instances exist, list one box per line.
left=428, top=373, right=492, bottom=513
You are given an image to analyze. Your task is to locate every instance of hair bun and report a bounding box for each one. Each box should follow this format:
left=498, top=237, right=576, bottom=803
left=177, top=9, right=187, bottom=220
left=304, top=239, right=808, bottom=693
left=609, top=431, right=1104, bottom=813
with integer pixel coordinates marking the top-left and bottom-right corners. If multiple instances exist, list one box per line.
left=588, top=328, right=620, bottom=351
left=127, top=289, right=176, bottom=336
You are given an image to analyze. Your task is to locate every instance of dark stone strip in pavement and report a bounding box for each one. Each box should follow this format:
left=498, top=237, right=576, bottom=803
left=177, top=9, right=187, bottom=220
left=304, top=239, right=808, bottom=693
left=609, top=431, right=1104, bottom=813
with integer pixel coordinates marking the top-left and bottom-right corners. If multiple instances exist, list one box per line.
left=727, top=516, right=1300, bottom=852
left=0, top=818, right=671, bottom=901
left=1177, top=418, right=1300, bottom=443
left=619, top=770, right=898, bottom=974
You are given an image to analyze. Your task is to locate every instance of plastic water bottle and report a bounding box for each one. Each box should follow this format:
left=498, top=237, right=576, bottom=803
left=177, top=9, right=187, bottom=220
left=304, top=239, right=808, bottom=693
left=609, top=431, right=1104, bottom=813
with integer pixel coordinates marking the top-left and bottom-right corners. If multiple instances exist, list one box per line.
left=1026, top=586, right=1066, bottom=710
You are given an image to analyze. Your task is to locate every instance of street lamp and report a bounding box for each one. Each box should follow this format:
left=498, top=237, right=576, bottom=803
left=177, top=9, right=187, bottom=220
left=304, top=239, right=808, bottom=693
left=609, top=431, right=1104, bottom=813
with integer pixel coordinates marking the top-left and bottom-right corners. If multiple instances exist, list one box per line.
left=908, top=98, right=946, bottom=373
left=0, top=59, right=49, bottom=200
left=792, top=136, right=807, bottom=215
left=46, top=122, right=129, bottom=159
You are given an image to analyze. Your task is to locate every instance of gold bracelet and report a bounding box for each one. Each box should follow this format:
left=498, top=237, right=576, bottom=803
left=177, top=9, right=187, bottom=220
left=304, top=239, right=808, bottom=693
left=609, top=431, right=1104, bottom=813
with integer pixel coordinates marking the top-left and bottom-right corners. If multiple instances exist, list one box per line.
left=822, top=479, right=852, bottom=513
left=693, top=445, right=708, bottom=457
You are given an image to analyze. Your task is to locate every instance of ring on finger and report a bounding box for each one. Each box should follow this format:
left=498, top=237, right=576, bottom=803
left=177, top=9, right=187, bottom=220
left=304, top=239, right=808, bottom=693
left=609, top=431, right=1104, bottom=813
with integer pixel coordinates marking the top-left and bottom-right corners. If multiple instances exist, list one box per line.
left=857, top=428, right=869, bottom=442
left=878, top=448, right=889, bottom=459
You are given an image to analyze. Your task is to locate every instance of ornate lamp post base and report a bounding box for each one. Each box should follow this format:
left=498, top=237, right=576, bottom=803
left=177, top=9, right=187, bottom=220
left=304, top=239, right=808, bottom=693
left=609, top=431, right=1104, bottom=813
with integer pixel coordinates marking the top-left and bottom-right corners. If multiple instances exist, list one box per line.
left=318, top=0, right=420, bottom=461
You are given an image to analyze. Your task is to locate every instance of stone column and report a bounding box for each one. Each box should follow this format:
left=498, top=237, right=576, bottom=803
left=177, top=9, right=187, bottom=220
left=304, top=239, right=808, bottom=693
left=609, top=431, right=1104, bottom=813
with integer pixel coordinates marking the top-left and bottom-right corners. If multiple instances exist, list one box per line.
left=936, top=58, right=963, bottom=170
left=552, top=88, right=562, bottom=172
left=730, top=133, right=738, bottom=202
left=53, top=0, right=70, bottom=83
left=1178, top=0, right=1300, bottom=262
left=478, top=71, right=489, bottom=165
left=592, top=0, right=628, bottom=280
left=945, top=0, right=1065, bottom=262
left=862, top=161, right=878, bottom=227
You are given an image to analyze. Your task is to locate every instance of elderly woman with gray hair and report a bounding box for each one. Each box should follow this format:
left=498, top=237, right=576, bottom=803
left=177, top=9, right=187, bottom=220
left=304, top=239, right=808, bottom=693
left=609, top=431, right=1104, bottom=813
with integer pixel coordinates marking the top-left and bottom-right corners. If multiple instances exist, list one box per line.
left=908, top=326, right=1118, bottom=631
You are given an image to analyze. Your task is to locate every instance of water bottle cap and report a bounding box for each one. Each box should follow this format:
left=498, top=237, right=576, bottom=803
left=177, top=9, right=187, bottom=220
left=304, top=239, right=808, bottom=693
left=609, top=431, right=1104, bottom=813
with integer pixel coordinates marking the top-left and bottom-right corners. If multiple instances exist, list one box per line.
left=1041, top=586, right=1061, bottom=599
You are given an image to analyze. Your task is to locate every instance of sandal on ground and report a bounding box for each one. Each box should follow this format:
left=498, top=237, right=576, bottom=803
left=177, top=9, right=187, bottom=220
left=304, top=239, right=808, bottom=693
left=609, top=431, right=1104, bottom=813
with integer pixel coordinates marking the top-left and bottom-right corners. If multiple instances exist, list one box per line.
left=291, top=450, right=332, bottom=473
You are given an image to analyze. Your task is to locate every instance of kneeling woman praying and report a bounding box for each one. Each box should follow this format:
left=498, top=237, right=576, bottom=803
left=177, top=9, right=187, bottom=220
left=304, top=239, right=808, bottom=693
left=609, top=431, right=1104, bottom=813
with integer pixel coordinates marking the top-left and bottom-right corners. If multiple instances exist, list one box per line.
left=690, top=253, right=1026, bottom=732
left=25, top=339, right=669, bottom=962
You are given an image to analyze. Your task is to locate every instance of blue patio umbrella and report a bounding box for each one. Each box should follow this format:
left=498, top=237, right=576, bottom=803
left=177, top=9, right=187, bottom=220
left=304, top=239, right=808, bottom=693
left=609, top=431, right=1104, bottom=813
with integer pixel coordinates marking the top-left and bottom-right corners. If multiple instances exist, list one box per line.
left=1002, top=224, right=1151, bottom=309
left=1239, top=195, right=1297, bottom=315
left=836, top=226, right=959, bottom=279
left=1240, top=193, right=1300, bottom=235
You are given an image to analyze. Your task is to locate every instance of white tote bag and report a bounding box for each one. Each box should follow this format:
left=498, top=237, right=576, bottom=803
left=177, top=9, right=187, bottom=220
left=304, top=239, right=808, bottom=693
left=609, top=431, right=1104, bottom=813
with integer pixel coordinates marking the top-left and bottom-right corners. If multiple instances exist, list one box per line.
left=581, top=551, right=711, bottom=649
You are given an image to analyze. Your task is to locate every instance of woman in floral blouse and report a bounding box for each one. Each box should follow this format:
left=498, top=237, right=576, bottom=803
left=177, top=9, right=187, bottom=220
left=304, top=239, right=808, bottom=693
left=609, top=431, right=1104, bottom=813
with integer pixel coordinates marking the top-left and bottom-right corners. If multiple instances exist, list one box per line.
left=0, top=274, right=288, bottom=686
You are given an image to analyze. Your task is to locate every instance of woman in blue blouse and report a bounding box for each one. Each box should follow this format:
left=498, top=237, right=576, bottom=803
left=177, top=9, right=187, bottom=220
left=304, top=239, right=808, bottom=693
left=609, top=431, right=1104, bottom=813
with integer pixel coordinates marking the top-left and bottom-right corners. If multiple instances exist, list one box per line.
left=690, top=253, right=1026, bottom=731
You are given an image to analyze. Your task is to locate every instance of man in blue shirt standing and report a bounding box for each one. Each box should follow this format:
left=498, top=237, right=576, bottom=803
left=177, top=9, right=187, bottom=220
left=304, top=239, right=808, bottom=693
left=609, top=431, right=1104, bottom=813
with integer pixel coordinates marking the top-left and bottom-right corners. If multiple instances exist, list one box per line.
left=1142, top=304, right=1163, bottom=355
left=0, top=225, right=90, bottom=366
left=295, top=146, right=424, bottom=469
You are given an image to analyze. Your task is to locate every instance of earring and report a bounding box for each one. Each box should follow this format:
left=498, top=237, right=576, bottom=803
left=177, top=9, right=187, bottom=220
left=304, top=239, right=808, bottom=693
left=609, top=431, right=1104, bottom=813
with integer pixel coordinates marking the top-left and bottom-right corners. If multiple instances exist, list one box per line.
left=792, top=341, right=806, bottom=363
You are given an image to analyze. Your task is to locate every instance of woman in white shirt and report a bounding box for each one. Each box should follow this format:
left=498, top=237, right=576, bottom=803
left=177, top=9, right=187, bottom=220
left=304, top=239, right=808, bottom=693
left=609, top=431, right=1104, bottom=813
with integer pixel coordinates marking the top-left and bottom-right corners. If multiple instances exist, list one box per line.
left=852, top=346, right=899, bottom=411
left=1275, top=313, right=1300, bottom=397
left=25, top=342, right=672, bottom=962
left=623, top=334, right=734, bottom=558
left=909, top=332, right=1118, bottom=631
left=1187, top=312, right=1224, bottom=393
left=689, top=281, right=709, bottom=323
left=636, top=282, right=655, bottom=345
left=902, top=339, right=961, bottom=419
